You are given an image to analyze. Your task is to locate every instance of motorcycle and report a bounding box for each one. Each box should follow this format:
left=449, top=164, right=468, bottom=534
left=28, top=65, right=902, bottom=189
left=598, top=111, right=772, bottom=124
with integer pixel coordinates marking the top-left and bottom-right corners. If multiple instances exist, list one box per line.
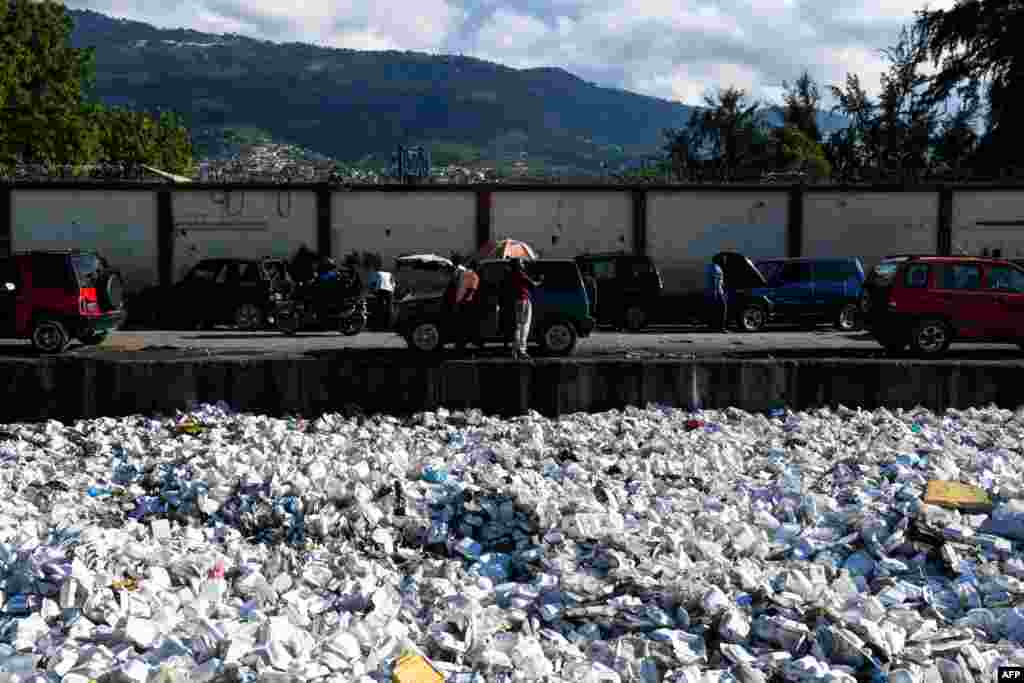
left=272, top=288, right=368, bottom=336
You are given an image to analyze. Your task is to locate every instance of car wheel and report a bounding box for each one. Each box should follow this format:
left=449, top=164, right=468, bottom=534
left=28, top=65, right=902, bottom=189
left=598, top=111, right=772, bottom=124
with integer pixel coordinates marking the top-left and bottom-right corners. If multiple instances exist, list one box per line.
left=32, top=319, right=69, bottom=354
left=910, top=318, right=951, bottom=357
left=233, top=303, right=265, bottom=331
left=539, top=321, right=578, bottom=356
left=624, top=305, right=647, bottom=332
left=79, top=332, right=107, bottom=346
left=835, top=303, right=860, bottom=331
left=407, top=322, right=443, bottom=352
left=738, top=304, right=767, bottom=332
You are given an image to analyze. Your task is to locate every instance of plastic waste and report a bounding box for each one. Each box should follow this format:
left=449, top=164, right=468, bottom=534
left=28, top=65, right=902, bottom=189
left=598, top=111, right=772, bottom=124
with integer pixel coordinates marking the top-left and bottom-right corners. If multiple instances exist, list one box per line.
left=0, top=402, right=1019, bottom=681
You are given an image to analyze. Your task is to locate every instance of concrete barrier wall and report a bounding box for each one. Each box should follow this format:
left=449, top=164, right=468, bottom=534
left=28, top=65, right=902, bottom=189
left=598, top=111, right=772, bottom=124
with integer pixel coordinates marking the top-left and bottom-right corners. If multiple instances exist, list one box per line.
left=333, top=191, right=477, bottom=268
left=2, top=355, right=1020, bottom=422
left=11, top=189, right=158, bottom=292
left=951, top=191, right=1024, bottom=257
left=646, top=191, right=788, bottom=293
left=803, top=192, right=937, bottom=271
left=172, top=189, right=317, bottom=282
left=491, top=191, right=632, bottom=257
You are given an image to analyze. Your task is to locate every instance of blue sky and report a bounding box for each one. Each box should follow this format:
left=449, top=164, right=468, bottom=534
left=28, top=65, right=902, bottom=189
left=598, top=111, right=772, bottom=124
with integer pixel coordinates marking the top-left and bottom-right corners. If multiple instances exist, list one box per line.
left=64, top=0, right=954, bottom=108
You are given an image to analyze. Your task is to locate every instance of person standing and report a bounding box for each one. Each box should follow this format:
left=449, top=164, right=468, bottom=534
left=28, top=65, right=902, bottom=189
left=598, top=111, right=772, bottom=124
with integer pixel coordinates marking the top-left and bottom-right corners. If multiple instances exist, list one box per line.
left=454, top=260, right=480, bottom=351
left=507, top=258, right=544, bottom=360
left=706, top=256, right=728, bottom=332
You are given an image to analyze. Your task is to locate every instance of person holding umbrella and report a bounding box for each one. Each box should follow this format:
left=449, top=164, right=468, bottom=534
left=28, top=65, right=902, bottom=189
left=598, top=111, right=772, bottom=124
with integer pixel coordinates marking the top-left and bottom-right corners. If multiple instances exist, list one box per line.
left=506, top=258, right=544, bottom=360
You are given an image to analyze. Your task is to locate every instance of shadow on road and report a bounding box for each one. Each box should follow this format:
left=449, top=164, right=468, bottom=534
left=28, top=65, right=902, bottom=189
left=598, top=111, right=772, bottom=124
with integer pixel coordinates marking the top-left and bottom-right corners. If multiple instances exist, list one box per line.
left=725, top=347, right=1024, bottom=361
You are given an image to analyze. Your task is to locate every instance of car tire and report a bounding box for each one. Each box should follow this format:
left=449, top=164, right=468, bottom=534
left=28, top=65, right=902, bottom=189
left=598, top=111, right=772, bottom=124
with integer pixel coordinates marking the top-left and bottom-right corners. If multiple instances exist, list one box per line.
left=32, top=319, right=70, bottom=354
left=407, top=321, right=444, bottom=352
left=79, top=332, right=107, bottom=346
left=910, top=318, right=952, bottom=357
left=624, top=305, right=647, bottom=332
left=539, top=321, right=578, bottom=356
left=233, top=303, right=265, bottom=331
left=835, top=303, right=861, bottom=331
left=738, top=304, right=767, bottom=332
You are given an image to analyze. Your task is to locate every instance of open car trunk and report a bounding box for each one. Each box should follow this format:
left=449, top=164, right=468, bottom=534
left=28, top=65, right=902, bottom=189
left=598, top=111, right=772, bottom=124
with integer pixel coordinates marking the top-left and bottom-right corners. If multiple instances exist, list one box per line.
left=713, top=252, right=769, bottom=290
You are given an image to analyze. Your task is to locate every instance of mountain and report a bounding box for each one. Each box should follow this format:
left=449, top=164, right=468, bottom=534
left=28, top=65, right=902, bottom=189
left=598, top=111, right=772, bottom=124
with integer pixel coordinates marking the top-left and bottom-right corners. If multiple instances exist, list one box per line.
left=68, top=9, right=846, bottom=174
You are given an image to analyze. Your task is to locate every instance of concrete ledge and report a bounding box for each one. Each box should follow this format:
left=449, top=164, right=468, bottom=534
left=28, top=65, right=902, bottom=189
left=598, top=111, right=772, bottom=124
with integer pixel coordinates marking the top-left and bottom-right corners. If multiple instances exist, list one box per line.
left=0, top=356, right=1021, bottom=421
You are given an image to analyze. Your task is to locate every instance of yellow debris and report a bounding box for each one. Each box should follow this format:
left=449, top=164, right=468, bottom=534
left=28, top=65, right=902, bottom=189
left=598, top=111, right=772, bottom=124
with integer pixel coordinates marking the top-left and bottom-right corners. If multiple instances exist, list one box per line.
left=923, top=480, right=993, bottom=513
left=392, top=651, right=443, bottom=683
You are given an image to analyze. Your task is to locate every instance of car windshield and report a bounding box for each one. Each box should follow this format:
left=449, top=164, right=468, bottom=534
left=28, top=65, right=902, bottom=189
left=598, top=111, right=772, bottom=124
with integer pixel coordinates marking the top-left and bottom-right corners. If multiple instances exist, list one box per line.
left=70, top=254, right=104, bottom=287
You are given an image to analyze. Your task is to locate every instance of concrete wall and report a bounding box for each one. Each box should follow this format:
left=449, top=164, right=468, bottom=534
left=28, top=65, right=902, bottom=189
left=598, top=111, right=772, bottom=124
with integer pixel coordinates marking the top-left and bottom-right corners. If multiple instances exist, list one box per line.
left=951, top=191, right=1024, bottom=258
left=172, top=189, right=317, bottom=282
left=491, top=192, right=632, bottom=258
left=647, top=191, right=788, bottom=293
left=4, top=355, right=1021, bottom=421
left=333, top=191, right=477, bottom=295
left=11, top=189, right=157, bottom=292
left=803, top=192, right=937, bottom=271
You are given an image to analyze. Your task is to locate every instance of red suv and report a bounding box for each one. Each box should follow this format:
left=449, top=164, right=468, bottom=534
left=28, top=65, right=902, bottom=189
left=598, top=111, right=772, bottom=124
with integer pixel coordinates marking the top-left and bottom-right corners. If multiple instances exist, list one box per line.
left=861, top=255, right=1024, bottom=356
left=0, top=250, right=125, bottom=353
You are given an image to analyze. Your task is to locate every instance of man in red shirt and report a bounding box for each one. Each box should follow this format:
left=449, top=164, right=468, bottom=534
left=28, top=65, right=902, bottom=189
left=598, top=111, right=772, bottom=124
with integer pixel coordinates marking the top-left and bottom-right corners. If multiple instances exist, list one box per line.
left=506, top=258, right=543, bottom=360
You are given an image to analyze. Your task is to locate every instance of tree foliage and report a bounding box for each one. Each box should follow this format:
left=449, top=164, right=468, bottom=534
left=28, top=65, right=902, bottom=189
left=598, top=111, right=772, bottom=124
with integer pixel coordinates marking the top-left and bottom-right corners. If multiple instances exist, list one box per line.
left=916, top=0, right=1024, bottom=174
left=0, top=0, right=192, bottom=173
left=686, top=87, right=763, bottom=180
left=782, top=71, right=822, bottom=143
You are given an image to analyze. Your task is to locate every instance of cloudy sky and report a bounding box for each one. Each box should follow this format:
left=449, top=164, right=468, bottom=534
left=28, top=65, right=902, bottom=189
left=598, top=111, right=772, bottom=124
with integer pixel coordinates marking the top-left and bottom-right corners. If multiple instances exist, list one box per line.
left=64, top=0, right=954, bottom=108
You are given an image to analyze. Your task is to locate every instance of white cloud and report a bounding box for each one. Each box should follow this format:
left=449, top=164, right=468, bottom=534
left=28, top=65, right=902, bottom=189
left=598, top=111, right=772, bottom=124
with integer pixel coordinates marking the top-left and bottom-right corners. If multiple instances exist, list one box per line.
left=67, top=0, right=952, bottom=107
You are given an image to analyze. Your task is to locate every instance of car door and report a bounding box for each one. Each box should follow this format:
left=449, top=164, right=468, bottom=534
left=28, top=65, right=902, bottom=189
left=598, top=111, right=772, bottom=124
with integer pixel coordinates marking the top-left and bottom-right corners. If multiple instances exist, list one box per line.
left=590, top=257, right=618, bottom=320
left=772, top=261, right=815, bottom=320
left=476, top=262, right=507, bottom=339
left=813, top=260, right=858, bottom=318
left=177, top=260, right=224, bottom=323
left=982, top=264, right=1024, bottom=339
left=931, top=262, right=994, bottom=339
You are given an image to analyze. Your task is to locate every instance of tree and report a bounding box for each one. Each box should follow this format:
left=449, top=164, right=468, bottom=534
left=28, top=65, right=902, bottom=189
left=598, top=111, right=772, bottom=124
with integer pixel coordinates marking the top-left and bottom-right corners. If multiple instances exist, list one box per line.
left=875, top=23, right=937, bottom=181
left=687, top=87, right=762, bottom=181
left=932, top=99, right=980, bottom=177
left=781, top=70, right=822, bottom=143
left=662, top=127, right=696, bottom=181
left=916, top=0, right=1024, bottom=176
left=775, top=125, right=831, bottom=182
left=0, top=0, right=96, bottom=163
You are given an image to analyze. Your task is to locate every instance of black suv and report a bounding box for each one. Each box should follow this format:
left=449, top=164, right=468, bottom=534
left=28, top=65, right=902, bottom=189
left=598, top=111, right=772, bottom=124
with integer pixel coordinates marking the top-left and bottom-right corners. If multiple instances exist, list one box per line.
left=575, top=252, right=663, bottom=331
left=130, top=258, right=293, bottom=330
left=397, top=258, right=595, bottom=355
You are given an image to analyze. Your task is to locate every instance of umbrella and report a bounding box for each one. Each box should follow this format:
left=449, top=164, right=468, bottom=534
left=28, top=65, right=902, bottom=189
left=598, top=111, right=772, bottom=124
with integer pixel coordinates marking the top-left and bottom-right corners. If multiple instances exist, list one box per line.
left=477, top=239, right=537, bottom=261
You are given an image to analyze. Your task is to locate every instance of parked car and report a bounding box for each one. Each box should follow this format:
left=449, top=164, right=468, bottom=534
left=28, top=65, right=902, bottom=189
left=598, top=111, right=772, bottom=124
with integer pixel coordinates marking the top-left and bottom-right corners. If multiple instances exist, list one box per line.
left=129, top=258, right=293, bottom=330
left=0, top=250, right=125, bottom=353
left=861, top=255, right=1024, bottom=356
left=575, top=252, right=662, bottom=331
left=396, top=258, right=595, bottom=355
left=752, top=257, right=865, bottom=330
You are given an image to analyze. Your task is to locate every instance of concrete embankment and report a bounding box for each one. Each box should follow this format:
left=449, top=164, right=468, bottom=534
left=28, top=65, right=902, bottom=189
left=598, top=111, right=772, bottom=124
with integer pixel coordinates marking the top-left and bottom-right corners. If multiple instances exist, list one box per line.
left=0, top=355, right=1019, bottom=421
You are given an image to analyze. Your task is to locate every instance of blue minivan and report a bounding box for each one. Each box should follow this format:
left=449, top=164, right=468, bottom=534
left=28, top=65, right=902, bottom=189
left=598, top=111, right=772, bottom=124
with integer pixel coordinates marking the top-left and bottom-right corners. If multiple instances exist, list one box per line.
left=752, top=257, right=865, bottom=330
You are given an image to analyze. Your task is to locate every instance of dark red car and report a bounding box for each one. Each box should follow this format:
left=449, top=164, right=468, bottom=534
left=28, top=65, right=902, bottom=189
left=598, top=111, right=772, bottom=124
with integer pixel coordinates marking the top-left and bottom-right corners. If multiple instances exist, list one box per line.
left=861, top=255, right=1024, bottom=356
left=0, top=250, right=125, bottom=353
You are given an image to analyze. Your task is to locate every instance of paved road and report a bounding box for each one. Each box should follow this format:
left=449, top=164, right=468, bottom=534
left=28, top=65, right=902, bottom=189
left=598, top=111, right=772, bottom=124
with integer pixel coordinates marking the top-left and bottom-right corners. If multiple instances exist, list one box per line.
left=0, top=324, right=1020, bottom=361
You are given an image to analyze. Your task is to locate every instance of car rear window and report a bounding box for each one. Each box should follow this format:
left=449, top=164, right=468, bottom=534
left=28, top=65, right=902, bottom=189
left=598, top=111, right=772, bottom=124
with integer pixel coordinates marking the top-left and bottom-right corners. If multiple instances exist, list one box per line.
left=527, top=262, right=583, bottom=290
left=71, top=254, right=104, bottom=287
